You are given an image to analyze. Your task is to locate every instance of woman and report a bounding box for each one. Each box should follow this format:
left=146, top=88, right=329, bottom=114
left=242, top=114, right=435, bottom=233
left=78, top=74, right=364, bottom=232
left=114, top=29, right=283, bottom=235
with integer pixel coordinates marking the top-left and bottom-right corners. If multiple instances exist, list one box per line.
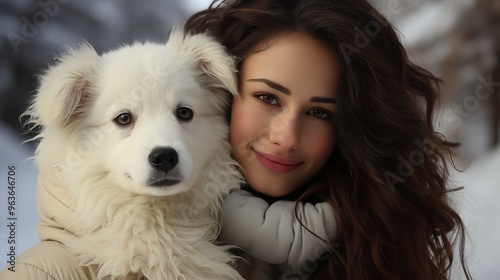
left=221, top=31, right=341, bottom=279
left=185, top=0, right=473, bottom=279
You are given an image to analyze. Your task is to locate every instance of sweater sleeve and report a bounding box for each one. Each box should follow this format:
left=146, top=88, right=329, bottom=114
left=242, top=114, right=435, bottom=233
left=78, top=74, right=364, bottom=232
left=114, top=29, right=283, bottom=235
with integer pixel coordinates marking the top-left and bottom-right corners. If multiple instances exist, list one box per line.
left=219, top=190, right=337, bottom=266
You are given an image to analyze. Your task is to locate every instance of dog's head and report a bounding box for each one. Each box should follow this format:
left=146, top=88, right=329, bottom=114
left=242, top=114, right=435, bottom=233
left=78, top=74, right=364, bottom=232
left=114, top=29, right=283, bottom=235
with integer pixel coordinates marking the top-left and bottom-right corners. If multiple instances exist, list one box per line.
left=29, top=29, right=237, bottom=196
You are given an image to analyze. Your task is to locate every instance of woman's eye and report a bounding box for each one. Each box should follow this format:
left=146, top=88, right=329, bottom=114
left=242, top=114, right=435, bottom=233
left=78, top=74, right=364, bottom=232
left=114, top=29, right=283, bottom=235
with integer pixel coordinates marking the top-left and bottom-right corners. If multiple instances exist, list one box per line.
left=308, top=108, right=330, bottom=120
left=256, top=94, right=279, bottom=105
left=176, top=106, right=194, bottom=121
left=114, top=112, right=134, bottom=126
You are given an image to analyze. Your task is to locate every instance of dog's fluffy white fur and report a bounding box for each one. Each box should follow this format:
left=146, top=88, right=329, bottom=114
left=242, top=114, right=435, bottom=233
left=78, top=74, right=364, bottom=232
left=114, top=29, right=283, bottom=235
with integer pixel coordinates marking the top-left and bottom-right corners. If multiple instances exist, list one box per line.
left=25, top=29, right=244, bottom=280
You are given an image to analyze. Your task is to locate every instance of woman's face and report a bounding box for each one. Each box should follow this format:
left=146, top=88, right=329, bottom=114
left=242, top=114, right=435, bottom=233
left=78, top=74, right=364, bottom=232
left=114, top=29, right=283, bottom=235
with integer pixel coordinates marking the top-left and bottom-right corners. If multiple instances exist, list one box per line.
left=230, top=32, right=341, bottom=197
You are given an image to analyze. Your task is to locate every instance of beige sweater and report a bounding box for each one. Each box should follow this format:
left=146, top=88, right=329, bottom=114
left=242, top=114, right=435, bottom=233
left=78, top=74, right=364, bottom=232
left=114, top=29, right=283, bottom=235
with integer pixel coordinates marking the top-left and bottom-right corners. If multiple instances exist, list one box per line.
left=0, top=165, right=103, bottom=279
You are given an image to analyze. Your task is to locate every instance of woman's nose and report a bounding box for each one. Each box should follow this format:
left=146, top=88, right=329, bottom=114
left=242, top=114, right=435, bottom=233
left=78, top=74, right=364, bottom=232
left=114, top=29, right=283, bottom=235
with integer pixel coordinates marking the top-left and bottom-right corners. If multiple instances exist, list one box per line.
left=268, top=111, right=300, bottom=150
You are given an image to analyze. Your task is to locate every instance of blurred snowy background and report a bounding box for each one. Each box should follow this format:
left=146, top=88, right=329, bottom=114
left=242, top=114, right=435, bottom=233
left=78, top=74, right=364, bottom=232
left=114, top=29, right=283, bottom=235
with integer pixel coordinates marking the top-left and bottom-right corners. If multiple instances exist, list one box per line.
left=0, top=0, right=499, bottom=279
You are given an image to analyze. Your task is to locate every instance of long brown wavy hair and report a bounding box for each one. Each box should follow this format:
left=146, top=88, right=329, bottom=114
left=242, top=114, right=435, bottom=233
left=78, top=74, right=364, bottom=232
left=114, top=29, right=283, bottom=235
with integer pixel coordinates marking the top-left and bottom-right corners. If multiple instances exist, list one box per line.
left=185, top=0, right=472, bottom=279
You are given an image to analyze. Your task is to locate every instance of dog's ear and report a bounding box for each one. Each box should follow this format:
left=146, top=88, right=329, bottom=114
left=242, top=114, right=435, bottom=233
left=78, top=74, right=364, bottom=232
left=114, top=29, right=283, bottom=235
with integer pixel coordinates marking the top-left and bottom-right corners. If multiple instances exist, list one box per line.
left=27, top=43, right=99, bottom=128
left=167, top=28, right=238, bottom=97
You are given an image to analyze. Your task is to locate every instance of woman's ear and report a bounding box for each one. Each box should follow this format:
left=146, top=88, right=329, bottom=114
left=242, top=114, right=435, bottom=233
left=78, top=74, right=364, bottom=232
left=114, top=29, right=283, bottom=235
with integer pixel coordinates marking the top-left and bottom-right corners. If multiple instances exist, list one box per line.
left=166, top=28, right=238, bottom=97
left=27, top=43, right=99, bottom=128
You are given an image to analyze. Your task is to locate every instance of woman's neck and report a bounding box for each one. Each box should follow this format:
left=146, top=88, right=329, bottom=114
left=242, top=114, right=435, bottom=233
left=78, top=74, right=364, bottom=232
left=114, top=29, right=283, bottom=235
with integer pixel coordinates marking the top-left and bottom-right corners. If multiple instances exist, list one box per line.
left=241, top=183, right=315, bottom=204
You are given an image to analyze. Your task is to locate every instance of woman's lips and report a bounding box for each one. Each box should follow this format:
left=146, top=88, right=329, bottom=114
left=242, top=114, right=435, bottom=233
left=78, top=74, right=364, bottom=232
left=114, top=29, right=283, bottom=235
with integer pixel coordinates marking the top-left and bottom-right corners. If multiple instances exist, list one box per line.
left=253, top=150, right=303, bottom=174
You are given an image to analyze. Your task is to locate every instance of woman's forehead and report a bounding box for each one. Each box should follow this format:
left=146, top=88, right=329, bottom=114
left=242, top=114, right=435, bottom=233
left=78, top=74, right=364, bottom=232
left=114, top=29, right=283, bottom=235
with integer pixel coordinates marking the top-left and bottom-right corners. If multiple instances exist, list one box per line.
left=241, top=32, right=341, bottom=99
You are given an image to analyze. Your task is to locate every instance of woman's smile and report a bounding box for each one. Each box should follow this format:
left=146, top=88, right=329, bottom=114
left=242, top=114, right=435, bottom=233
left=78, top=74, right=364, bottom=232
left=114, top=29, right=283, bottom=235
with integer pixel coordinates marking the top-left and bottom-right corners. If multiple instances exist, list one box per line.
left=252, top=149, right=303, bottom=174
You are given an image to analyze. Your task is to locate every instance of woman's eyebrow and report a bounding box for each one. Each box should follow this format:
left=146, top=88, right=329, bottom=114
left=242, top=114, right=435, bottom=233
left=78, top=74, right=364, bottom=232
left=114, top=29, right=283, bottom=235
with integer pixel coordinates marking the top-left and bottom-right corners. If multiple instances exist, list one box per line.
left=247, top=78, right=290, bottom=95
left=310, top=96, right=336, bottom=103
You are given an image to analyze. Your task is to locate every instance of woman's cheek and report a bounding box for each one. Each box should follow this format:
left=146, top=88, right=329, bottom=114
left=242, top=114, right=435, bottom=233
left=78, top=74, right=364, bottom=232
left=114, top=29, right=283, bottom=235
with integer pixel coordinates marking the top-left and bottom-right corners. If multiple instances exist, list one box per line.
left=230, top=96, right=264, bottom=162
left=230, top=98, right=248, bottom=154
left=309, top=129, right=335, bottom=162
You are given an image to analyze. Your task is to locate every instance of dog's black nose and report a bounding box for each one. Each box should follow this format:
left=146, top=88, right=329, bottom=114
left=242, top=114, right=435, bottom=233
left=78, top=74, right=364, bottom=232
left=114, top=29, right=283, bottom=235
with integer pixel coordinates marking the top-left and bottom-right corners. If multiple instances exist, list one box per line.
left=148, top=147, right=178, bottom=173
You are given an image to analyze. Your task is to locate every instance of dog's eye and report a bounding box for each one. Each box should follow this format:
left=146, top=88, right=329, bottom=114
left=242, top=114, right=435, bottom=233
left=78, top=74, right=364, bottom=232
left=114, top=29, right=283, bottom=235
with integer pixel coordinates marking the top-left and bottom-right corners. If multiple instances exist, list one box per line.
left=176, top=107, right=193, bottom=121
left=114, top=112, right=133, bottom=126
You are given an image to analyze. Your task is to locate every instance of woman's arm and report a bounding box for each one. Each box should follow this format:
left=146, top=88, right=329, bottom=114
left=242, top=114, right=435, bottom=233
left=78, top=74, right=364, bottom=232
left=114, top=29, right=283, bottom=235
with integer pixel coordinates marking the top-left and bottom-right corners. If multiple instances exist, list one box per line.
left=220, top=190, right=337, bottom=266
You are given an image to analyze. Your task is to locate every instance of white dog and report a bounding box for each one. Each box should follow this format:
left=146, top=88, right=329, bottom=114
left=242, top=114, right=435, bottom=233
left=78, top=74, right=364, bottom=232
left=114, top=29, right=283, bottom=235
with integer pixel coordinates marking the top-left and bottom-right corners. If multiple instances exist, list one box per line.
left=25, top=29, right=244, bottom=280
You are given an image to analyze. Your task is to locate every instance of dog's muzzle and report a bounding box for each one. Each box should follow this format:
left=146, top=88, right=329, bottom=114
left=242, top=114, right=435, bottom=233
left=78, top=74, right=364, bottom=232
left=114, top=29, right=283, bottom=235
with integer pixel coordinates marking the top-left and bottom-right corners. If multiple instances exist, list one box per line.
left=147, top=147, right=182, bottom=187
